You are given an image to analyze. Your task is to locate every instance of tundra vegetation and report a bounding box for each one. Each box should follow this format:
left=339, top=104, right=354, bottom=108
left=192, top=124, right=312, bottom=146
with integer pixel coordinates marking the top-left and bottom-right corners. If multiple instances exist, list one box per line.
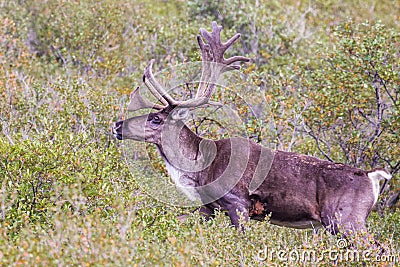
left=0, top=0, right=399, bottom=266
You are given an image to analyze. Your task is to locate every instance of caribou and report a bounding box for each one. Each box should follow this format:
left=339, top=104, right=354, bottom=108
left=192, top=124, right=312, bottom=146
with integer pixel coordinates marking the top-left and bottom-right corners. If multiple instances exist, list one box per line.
left=112, top=22, right=391, bottom=239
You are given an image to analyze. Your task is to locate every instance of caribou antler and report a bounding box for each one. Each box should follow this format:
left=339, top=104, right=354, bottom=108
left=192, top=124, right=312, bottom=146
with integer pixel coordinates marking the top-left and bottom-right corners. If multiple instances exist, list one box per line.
left=195, top=21, right=249, bottom=102
left=136, top=21, right=249, bottom=111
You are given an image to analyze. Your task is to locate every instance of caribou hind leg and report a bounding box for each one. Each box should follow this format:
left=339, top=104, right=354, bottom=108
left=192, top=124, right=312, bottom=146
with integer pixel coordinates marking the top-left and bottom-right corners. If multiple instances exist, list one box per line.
left=320, top=203, right=385, bottom=254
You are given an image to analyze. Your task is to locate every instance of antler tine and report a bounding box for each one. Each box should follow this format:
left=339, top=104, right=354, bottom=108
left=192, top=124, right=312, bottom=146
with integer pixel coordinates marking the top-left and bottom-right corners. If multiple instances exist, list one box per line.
left=222, top=33, right=250, bottom=65
left=197, top=34, right=213, bottom=62
left=143, top=59, right=177, bottom=106
left=222, top=34, right=248, bottom=59
left=222, top=33, right=241, bottom=49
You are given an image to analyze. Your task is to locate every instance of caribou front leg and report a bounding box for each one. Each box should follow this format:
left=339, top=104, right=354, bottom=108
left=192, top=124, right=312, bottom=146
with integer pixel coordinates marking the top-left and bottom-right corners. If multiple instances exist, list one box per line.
left=222, top=193, right=252, bottom=230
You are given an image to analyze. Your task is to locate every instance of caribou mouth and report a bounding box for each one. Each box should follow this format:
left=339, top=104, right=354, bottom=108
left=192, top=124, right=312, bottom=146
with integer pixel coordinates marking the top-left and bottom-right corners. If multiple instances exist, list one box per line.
left=112, top=121, right=123, bottom=140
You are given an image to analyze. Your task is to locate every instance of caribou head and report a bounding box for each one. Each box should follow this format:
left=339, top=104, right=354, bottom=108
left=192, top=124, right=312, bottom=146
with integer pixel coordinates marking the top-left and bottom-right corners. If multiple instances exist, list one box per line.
left=113, top=22, right=248, bottom=144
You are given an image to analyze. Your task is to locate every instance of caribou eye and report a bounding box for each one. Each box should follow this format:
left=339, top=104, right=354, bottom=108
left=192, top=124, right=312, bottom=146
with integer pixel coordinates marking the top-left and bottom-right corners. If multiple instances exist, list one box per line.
left=153, top=116, right=161, bottom=123
left=149, top=115, right=162, bottom=128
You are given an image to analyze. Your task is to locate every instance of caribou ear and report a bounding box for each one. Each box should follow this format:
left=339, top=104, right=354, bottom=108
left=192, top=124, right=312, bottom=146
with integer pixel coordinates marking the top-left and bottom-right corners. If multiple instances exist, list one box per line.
left=171, top=108, right=190, bottom=121
left=127, top=87, right=165, bottom=111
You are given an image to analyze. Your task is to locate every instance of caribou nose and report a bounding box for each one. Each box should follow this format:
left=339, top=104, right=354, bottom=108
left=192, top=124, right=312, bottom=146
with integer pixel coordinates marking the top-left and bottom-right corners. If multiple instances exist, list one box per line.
left=112, top=121, right=124, bottom=140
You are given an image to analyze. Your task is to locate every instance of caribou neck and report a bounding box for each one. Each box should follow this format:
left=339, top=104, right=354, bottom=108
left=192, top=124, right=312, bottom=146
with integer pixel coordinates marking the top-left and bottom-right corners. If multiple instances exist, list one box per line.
left=156, top=122, right=204, bottom=164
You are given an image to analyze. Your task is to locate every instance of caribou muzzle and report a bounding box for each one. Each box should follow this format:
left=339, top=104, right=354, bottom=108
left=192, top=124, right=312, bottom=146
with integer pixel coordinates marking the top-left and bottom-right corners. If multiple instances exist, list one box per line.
left=112, top=121, right=124, bottom=140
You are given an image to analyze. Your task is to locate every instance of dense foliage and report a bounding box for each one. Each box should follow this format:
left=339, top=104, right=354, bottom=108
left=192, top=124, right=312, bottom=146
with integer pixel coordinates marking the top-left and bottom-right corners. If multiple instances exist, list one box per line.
left=0, top=0, right=399, bottom=265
